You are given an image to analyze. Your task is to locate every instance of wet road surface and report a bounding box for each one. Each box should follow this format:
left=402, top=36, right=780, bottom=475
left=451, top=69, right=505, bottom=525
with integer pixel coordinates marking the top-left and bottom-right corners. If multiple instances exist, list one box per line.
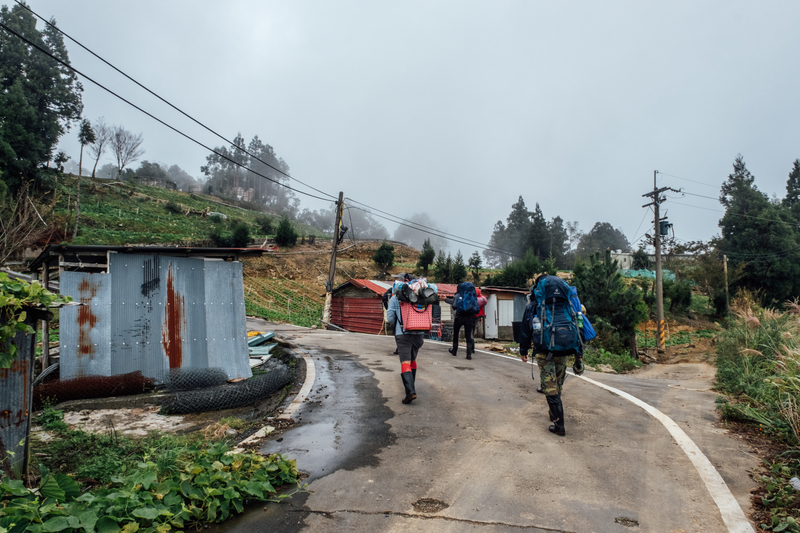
left=221, top=321, right=757, bottom=533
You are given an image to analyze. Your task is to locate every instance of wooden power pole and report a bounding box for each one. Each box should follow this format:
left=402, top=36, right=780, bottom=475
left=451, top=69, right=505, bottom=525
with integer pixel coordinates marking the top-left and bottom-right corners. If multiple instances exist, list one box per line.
left=642, top=171, right=678, bottom=354
left=322, top=191, right=344, bottom=326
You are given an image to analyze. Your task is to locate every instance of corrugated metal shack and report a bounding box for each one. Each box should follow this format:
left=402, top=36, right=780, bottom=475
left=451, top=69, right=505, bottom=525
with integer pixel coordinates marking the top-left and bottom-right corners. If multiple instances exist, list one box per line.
left=28, top=245, right=266, bottom=384
left=330, top=279, right=391, bottom=335
left=481, top=287, right=529, bottom=341
left=331, top=280, right=460, bottom=339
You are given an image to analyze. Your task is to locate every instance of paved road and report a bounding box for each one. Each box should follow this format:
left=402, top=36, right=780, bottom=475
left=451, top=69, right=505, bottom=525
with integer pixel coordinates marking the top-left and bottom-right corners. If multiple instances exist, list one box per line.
left=224, top=321, right=757, bottom=533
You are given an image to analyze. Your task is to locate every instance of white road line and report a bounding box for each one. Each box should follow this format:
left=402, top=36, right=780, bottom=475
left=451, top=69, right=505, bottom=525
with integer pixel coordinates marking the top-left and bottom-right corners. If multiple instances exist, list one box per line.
left=278, top=346, right=316, bottom=421
left=426, top=339, right=754, bottom=533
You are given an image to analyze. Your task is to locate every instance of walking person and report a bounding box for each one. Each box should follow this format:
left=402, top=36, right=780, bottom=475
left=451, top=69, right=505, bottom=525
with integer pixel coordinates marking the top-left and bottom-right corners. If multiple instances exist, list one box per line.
left=446, top=282, right=480, bottom=359
left=518, top=275, right=584, bottom=437
left=386, top=282, right=425, bottom=404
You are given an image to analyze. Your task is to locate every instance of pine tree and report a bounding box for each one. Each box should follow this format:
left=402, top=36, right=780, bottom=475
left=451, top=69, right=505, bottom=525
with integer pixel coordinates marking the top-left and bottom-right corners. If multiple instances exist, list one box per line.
left=719, top=156, right=800, bottom=303
left=468, top=251, right=483, bottom=283
left=433, top=250, right=450, bottom=283
left=73, top=118, right=95, bottom=239
left=372, top=243, right=395, bottom=273
left=451, top=250, right=468, bottom=284
left=573, top=250, right=647, bottom=356
left=417, top=238, right=436, bottom=276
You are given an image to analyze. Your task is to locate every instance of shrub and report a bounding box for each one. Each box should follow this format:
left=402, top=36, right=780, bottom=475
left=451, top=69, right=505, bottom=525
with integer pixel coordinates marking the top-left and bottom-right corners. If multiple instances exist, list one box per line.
left=665, top=279, right=693, bottom=313
left=254, top=215, right=273, bottom=234
left=231, top=222, right=251, bottom=248
left=210, top=214, right=222, bottom=224
left=583, top=347, right=642, bottom=373
left=209, top=226, right=233, bottom=247
left=372, top=243, right=395, bottom=271
left=275, top=217, right=298, bottom=247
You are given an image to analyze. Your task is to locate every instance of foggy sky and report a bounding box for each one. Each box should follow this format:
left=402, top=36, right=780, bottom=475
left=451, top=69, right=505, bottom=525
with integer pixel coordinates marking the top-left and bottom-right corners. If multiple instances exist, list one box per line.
left=33, top=0, right=800, bottom=257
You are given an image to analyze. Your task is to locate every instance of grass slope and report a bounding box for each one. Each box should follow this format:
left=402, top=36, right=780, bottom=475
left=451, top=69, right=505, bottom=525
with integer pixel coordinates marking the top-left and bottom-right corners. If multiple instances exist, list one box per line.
left=54, top=176, right=323, bottom=246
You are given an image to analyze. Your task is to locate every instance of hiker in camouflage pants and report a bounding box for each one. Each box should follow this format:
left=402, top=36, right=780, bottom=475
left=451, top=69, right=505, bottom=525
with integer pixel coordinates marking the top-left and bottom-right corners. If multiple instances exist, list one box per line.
left=535, top=353, right=567, bottom=396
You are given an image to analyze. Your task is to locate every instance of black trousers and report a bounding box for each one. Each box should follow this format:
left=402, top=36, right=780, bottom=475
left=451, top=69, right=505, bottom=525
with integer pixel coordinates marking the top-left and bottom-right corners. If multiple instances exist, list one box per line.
left=452, top=315, right=475, bottom=354
left=396, top=334, right=424, bottom=373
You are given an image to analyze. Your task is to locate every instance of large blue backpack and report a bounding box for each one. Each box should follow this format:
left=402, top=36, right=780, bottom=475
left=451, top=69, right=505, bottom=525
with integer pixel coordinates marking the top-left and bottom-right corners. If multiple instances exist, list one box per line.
left=569, top=286, right=597, bottom=341
left=455, top=282, right=480, bottom=315
left=532, top=276, right=582, bottom=354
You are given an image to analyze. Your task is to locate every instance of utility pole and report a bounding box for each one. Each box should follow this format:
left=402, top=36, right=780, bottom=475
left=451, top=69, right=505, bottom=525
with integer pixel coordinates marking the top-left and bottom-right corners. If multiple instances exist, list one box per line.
left=322, top=191, right=344, bottom=326
left=642, top=171, right=678, bottom=354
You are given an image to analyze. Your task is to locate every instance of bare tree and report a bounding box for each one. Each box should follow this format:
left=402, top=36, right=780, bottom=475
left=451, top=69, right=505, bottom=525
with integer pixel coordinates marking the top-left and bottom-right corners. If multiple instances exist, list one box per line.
left=110, top=125, right=145, bottom=179
left=88, top=117, right=112, bottom=178
left=0, top=184, right=55, bottom=267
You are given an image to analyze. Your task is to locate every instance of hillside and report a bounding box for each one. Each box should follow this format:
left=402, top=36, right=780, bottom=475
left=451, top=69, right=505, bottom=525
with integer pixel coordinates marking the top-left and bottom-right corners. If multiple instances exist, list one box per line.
left=44, top=175, right=422, bottom=326
left=52, top=175, right=323, bottom=245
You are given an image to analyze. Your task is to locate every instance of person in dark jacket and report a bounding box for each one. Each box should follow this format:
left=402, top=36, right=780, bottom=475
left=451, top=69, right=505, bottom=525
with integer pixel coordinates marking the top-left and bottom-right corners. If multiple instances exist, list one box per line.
left=386, top=282, right=425, bottom=404
left=445, top=289, right=477, bottom=360
left=518, top=277, right=578, bottom=437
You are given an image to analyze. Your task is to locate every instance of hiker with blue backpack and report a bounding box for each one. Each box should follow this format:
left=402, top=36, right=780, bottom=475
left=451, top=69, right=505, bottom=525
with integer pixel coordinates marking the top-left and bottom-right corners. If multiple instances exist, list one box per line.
left=445, top=282, right=481, bottom=359
left=519, top=275, right=595, bottom=437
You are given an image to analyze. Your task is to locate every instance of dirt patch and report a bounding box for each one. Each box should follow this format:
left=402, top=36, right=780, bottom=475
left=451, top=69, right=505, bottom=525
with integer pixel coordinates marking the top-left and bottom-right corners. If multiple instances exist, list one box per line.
left=632, top=362, right=717, bottom=385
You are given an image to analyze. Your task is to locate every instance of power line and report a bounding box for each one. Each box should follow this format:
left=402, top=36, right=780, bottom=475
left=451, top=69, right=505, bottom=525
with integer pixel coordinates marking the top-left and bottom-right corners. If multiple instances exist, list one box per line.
left=658, top=172, right=719, bottom=189
left=8, top=6, right=525, bottom=257
left=345, top=197, right=499, bottom=251
left=348, top=205, right=521, bottom=258
left=0, top=20, right=333, bottom=204
left=13, top=0, right=337, bottom=202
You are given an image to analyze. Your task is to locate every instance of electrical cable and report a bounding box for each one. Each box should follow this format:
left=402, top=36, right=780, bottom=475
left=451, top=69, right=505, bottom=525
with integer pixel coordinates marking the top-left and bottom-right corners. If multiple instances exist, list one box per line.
left=658, top=172, right=719, bottom=189
left=12, top=0, right=337, bottom=202
left=348, top=205, right=522, bottom=258
left=345, top=197, right=497, bottom=251
left=0, top=20, right=332, bottom=204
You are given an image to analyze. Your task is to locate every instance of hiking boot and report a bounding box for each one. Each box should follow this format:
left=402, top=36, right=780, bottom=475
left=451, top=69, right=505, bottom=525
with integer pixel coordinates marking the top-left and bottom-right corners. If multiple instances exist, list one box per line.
left=449, top=347, right=457, bottom=357
left=546, top=394, right=565, bottom=436
left=536, top=386, right=545, bottom=394
left=401, top=372, right=416, bottom=404
left=466, top=353, right=472, bottom=360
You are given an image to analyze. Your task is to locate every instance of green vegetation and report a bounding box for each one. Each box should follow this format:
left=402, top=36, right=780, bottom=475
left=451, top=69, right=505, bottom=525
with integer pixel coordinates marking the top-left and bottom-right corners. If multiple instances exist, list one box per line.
left=713, top=297, right=800, bottom=531
left=244, top=277, right=322, bottom=328
left=372, top=243, right=395, bottom=272
left=0, top=407, right=300, bottom=532
left=416, top=238, right=435, bottom=276
left=50, top=177, right=318, bottom=246
left=573, top=250, right=647, bottom=357
left=583, top=348, right=642, bottom=373
left=274, top=217, right=298, bottom=247
left=0, top=273, right=71, bottom=368
left=637, top=329, right=716, bottom=349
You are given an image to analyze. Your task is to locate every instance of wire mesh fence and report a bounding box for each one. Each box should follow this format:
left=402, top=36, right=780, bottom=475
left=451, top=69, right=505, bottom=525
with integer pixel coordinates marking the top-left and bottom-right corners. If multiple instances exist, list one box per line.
left=159, top=365, right=293, bottom=415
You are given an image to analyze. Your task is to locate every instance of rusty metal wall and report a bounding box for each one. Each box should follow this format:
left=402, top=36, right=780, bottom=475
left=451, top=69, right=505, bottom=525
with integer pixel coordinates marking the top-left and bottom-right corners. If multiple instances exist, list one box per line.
left=203, top=259, right=251, bottom=379
left=108, top=254, right=209, bottom=383
left=0, top=312, right=37, bottom=479
left=59, top=273, right=112, bottom=379
left=57, top=254, right=251, bottom=384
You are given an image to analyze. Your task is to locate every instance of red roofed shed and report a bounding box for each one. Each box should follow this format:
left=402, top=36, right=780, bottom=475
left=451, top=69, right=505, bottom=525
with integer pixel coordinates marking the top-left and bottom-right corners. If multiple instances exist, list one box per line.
left=331, top=279, right=392, bottom=335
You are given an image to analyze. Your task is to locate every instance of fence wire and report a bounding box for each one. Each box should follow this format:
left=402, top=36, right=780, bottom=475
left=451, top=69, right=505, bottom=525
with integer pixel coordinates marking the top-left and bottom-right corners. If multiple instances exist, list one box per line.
left=159, top=364, right=292, bottom=415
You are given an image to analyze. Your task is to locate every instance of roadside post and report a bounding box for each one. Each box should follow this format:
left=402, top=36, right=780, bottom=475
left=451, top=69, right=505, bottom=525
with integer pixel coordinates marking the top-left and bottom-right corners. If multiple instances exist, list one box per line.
left=322, top=191, right=344, bottom=326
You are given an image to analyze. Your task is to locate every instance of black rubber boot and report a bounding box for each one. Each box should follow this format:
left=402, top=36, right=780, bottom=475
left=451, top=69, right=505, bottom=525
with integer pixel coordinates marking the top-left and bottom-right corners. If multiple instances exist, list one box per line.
left=449, top=347, right=457, bottom=356
left=546, top=395, right=565, bottom=436
left=466, top=348, right=473, bottom=360
left=401, top=372, right=416, bottom=404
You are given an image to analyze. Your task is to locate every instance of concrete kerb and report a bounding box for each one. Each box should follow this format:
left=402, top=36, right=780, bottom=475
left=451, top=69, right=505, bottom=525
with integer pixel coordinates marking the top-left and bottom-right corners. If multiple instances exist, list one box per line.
left=233, top=339, right=316, bottom=452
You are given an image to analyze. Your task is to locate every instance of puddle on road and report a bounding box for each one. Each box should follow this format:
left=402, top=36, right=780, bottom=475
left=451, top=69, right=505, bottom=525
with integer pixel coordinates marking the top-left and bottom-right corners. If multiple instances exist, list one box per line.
left=258, top=348, right=395, bottom=481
